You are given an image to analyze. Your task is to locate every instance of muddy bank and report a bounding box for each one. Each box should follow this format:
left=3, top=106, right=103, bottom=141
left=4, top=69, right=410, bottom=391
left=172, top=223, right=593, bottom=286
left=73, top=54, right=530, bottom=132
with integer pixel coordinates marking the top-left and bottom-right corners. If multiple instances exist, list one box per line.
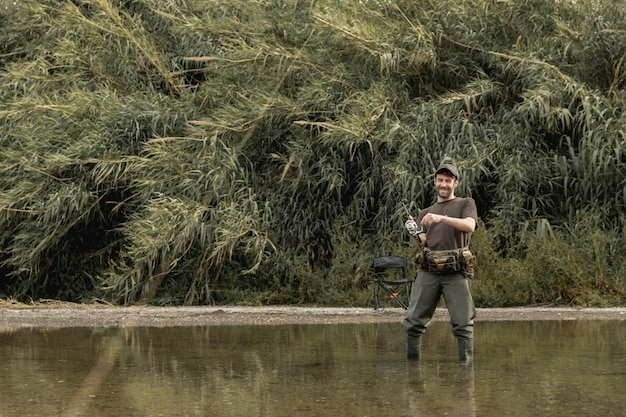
left=1, top=301, right=625, bottom=329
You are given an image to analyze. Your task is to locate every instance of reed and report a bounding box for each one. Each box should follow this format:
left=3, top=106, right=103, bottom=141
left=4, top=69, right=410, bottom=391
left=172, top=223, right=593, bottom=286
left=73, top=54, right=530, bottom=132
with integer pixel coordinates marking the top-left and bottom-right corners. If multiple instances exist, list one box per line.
left=1, top=0, right=625, bottom=306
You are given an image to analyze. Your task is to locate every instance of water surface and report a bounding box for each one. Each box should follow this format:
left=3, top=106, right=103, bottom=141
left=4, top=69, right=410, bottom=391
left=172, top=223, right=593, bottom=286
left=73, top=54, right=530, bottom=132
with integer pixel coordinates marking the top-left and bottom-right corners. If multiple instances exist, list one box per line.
left=1, top=320, right=624, bottom=416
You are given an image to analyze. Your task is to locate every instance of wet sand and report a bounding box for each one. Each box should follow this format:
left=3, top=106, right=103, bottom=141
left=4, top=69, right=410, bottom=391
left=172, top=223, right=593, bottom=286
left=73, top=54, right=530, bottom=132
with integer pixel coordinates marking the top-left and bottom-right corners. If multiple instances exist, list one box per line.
left=1, top=301, right=625, bottom=329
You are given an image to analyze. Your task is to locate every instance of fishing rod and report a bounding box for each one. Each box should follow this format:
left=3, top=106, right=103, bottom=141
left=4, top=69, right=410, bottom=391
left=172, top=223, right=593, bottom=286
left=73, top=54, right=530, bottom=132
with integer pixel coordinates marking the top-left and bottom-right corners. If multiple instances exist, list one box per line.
left=373, top=146, right=411, bottom=216
left=372, top=145, right=423, bottom=237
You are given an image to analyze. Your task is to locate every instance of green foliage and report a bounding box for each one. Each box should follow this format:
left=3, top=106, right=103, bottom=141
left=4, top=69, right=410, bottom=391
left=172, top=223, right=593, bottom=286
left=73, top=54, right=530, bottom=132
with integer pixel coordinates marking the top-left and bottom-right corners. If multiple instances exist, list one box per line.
left=1, top=0, right=625, bottom=306
left=472, top=217, right=626, bottom=307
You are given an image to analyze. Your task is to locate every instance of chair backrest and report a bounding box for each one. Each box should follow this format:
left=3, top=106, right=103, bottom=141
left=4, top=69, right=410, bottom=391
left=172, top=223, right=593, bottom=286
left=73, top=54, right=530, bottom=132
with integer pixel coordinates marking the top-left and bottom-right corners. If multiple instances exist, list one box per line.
left=373, top=256, right=407, bottom=272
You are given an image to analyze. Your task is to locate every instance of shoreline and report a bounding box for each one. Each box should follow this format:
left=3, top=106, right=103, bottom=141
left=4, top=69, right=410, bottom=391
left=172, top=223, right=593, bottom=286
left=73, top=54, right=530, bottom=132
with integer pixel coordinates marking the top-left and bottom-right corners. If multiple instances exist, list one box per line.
left=1, top=302, right=625, bottom=329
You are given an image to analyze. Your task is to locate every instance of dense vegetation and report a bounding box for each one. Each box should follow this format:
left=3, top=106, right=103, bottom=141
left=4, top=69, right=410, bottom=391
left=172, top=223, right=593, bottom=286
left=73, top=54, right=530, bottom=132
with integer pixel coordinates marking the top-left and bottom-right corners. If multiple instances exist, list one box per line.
left=1, top=0, right=625, bottom=307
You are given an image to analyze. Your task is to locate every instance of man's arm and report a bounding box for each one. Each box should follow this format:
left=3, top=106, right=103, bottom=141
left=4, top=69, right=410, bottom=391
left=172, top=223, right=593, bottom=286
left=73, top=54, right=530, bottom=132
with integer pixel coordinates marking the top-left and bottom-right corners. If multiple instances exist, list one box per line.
left=421, top=213, right=476, bottom=233
left=409, top=231, right=426, bottom=249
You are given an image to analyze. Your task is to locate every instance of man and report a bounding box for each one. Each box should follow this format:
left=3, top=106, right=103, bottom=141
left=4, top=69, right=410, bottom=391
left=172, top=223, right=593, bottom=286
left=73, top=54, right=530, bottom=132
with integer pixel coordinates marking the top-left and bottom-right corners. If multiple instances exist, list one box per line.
left=403, top=163, right=478, bottom=363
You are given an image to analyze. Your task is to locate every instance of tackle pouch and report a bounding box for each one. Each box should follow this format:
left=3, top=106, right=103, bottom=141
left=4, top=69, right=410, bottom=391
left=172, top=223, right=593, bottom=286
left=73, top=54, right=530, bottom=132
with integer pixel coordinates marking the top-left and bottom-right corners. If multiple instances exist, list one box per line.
left=418, top=247, right=476, bottom=275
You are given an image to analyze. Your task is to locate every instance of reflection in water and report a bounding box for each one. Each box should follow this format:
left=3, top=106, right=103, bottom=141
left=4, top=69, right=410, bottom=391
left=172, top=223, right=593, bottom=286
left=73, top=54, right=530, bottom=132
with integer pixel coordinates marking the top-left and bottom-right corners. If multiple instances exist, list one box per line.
left=0, top=320, right=625, bottom=416
left=61, top=331, right=123, bottom=417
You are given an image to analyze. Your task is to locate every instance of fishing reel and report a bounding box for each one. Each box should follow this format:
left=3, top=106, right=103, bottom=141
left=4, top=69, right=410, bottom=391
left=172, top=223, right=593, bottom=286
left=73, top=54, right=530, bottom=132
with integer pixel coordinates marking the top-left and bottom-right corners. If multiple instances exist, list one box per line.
left=405, top=219, right=424, bottom=237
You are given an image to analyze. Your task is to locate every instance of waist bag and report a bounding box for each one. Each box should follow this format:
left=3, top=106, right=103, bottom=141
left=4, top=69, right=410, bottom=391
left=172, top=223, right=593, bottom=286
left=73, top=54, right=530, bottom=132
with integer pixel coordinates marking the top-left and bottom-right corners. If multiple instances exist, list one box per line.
left=418, top=247, right=476, bottom=275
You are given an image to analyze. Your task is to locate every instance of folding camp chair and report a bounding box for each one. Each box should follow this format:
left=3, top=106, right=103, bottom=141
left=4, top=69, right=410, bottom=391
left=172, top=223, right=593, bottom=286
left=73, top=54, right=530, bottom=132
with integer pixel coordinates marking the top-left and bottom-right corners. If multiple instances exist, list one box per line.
left=371, top=256, right=413, bottom=311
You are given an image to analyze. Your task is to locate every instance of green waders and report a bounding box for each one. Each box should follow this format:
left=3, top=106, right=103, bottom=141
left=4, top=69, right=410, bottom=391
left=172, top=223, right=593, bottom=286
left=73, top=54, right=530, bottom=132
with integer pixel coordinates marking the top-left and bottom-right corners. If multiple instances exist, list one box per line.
left=403, top=269, right=476, bottom=361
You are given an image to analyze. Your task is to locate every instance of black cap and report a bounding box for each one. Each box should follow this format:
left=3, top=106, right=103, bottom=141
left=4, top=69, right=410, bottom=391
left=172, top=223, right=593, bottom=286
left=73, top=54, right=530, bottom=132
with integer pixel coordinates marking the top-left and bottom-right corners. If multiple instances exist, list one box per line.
left=435, top=163, right=459, bottom=179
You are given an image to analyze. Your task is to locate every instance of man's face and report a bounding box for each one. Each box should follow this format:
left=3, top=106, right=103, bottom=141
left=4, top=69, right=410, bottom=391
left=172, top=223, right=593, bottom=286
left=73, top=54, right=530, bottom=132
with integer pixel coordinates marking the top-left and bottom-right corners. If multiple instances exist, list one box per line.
left=434, top=173, right=458, bottom=200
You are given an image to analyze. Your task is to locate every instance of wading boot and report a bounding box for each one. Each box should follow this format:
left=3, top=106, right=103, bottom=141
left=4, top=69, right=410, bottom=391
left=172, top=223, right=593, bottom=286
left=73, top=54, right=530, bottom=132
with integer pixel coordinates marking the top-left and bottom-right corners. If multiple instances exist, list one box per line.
left=406, top=335, right=422, bottom=360
left=457, top=338, right=474, bottom=364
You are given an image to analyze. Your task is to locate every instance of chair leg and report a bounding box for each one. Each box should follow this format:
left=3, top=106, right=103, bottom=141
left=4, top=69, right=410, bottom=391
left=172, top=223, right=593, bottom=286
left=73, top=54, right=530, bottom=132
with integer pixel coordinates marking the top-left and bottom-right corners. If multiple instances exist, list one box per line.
left=376, top=283, right=409, bottom=310
left=373, top=282, right=379, bottom=310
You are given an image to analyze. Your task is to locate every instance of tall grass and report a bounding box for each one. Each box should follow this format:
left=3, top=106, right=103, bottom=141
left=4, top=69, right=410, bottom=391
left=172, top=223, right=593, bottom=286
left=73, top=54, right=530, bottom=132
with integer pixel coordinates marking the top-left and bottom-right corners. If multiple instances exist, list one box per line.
left=1, top=0, right=625, bottom=306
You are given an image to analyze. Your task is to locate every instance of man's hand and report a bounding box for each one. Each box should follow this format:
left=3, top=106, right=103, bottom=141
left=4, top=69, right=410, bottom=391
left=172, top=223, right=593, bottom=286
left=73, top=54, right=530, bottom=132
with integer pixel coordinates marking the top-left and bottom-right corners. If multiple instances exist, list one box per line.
left=421, top=213, right=446, bottom=227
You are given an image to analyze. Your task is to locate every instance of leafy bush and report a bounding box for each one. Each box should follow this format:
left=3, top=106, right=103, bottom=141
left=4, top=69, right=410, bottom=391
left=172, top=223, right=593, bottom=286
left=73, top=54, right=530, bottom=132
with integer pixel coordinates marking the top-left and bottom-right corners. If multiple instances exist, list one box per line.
left=1, top=0, right=625, bottom=306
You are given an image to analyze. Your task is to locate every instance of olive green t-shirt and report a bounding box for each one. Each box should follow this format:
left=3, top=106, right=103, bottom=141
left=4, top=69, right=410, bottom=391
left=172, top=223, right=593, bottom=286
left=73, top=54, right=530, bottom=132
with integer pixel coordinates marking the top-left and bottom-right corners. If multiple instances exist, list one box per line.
left=416, top=197, right=478, bottom=251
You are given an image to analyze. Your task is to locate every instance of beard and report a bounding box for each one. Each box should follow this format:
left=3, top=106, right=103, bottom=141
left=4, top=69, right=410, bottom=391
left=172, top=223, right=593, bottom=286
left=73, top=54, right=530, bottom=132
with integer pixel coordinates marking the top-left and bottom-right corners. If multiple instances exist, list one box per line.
left=437, top=187, right=452, bottom=199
